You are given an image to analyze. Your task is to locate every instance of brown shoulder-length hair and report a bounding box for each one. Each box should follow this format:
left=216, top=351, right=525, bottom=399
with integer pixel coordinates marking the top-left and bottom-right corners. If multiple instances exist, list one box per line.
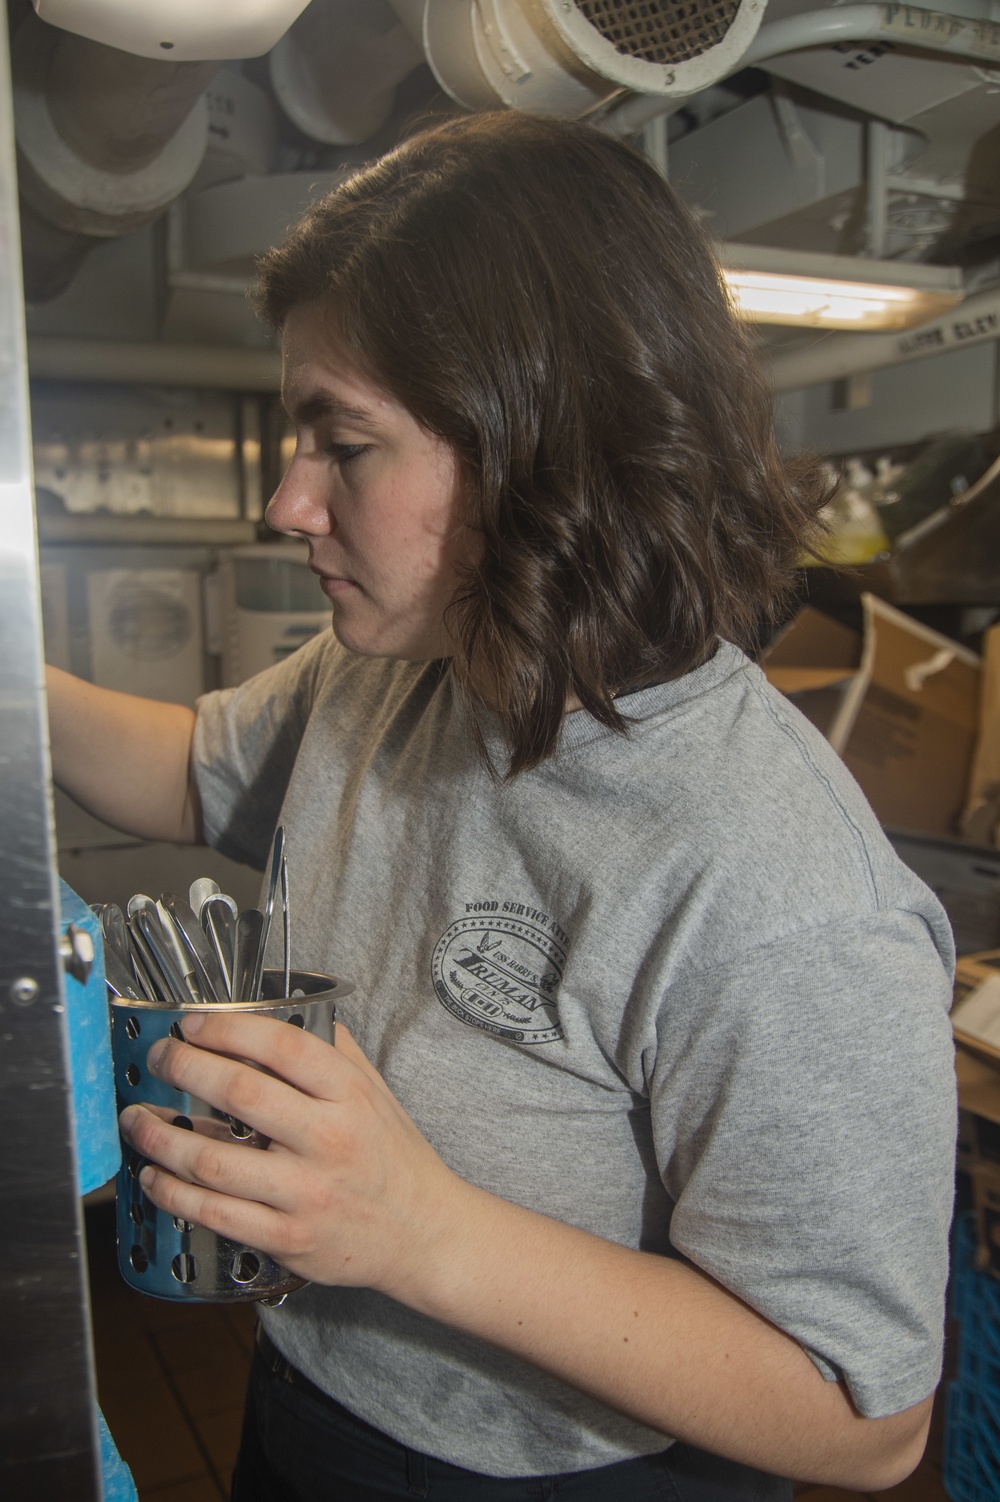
left=253, top=110, right=826, bottom=777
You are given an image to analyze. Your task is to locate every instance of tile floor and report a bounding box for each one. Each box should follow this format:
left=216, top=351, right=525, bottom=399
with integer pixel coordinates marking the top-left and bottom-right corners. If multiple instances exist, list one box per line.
left=86, top=1201, right=954, bottom=1501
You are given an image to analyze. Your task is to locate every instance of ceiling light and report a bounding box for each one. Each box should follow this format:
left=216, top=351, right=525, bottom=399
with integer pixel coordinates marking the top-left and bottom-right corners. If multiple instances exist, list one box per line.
left=722, top=270, right=959, bottom=330
left=719, top=244, right=963, bottom=331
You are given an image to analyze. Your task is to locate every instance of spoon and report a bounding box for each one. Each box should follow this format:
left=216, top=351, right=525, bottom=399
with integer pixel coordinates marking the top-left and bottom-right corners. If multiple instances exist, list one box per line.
left=156, top=897, right=201, bottom=988
left=188, top=876, right=220, bottom=922
left=127, top=900, right=175, bottom=1004
left=103, top=901, right=156, bottom=1002
left=100, top=903, right=130, bottom=965
left=160, top=891, right=226, bottom=1003
left=233, top=909, right=264, bottom=1003
left=134, top=909, right=200, bottom=1006
left=202, top=896, right=236, bottom=999
left=103, top=944, right=144, bottom=1001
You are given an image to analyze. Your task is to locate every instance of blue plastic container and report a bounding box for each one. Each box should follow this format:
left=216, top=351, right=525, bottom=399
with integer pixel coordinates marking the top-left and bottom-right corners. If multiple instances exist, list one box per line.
left=59, top=880, right=138, bottom=1502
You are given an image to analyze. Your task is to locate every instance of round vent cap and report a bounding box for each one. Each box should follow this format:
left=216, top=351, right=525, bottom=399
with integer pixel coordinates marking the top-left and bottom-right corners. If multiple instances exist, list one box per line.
left=574, top=1, right=742, bottom=66
left=547, top=0, right=766, bottom=94
left=423, top=0, right=766, bottom=117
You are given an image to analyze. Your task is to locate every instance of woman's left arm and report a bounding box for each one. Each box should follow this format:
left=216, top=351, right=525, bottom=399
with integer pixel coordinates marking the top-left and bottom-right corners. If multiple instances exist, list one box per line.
left=120, top=1013, right=932, bottom=1491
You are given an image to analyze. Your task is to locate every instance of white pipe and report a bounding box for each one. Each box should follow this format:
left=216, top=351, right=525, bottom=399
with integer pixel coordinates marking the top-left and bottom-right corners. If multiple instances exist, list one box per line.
left=31, top=285, right=1000, bottom=397
left=768, top=286, right=1000, bottom=393
left=13, top=12, right=219, bottom=299
left=605, top=4, right=1000, bottom=135
left=742, top=4, right=1000, bottom=71
left=270, top=2, right=424, bottom=147
left=26, top=337, right=281, bottom=390
left=387, top=0, right=425, bottom=45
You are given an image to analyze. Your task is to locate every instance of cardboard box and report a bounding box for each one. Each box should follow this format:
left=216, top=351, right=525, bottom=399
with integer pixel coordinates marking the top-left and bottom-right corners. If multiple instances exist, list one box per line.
left=958, top=1043, right=1000, bottom=1154
left=763, top=593, right=981, bottom=837
left=962, top=622, right=1000, bottom=846
left=957, top=1041, right=1000, bottom=1128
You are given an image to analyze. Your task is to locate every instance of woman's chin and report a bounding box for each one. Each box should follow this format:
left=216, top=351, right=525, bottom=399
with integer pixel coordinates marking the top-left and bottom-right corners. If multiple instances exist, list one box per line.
left=326, top=596, right=453, bottom=662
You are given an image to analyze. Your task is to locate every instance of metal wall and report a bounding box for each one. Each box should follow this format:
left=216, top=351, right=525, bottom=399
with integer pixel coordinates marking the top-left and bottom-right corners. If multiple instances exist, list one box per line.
left=776, top=338, right=1000, bottom=454
left=0, top=11, right=102, bottom=1498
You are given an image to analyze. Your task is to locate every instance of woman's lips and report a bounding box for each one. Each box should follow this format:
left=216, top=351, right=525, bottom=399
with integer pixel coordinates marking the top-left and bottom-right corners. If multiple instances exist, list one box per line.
left=316, top=574, right=359, bottom=599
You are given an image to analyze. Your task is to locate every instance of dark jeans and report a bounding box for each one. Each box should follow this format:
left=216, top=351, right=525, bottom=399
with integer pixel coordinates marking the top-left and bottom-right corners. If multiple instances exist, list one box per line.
left=231, top=1328, right=793, bottom=1502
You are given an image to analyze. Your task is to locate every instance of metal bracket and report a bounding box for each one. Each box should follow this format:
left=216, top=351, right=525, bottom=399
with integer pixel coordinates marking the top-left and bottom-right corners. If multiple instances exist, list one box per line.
left=60, top=924, right=95, bottom=985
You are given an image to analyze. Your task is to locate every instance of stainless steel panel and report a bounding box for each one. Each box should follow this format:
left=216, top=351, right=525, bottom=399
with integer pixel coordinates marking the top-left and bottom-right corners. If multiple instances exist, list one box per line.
left=0, top=12, right=102, bottom=1499
left=31, top=380, right=245, bottom=518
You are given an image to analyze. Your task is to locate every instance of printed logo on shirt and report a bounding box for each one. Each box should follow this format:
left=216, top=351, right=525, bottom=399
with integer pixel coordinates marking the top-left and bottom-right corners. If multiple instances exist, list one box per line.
left=431, top=906, right=567, bottom=1044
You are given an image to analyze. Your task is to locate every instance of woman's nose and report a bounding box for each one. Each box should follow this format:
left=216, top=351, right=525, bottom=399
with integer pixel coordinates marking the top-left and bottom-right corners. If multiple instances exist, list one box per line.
left=264, top=456, right=333, bottom=538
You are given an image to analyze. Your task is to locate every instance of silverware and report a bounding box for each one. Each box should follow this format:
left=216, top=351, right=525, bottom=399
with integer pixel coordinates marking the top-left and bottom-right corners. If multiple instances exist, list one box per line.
left=156, top=897, right=201, bottom=990
left=126, top=893, right=155, bottom=922
left=104, top=838, right=293, bottom=1009
left=128, top=944, right=158, bottom=1002
left=134, top=909, right=202, bottom=1006
left=160, top=891, right=226, bottom=1003
left=103, top=901, right=157, bottom=1002
left=100, top=902, right=129, bottom=964
left=253, top=827, right=285, bottom=1001
left=233, top=909, right=264, bottom=1003
left=280, top=854, right=290, bottom=1001
left=138, top=908, right=192, bottom=1005
left=127, top=912, right=175, bottom=1005
left=103, top=944, right=144, bottom=1000
left=126, top=901, right=171, bottom=1002
left=188, top=876, right=220, bottom=921
left=189, top=876, right=238, bottom=923
left=202, top=896, right=236, bottom=999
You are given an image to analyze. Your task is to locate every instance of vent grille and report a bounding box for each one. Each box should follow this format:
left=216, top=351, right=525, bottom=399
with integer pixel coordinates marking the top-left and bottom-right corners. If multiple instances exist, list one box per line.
left=574, top=0, right=742, bottom=65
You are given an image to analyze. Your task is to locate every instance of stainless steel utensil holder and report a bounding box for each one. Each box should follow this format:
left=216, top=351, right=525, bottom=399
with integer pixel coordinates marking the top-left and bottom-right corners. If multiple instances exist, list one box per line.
left=110, top=969, right=353, bottom=1304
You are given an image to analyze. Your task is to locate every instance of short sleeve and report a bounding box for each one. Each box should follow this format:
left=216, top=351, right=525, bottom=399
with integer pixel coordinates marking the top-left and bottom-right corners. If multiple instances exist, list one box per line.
left=648, top=908, right=956, bottom=1418
left=192, top=630, right=333, bottom=868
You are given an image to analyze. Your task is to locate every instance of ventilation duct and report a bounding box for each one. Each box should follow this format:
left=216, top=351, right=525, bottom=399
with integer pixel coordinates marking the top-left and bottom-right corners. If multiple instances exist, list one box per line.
left=389, top=0, right=767, bottom=119
left=32, top=0, right=312, bottom=61
left=601, top=3, right=1000, bottom=135
left=15, top=1, right=316, bottom=302
left=13, top=12, right=220, bottom=300
left=270, top=0, right=424, bottom=146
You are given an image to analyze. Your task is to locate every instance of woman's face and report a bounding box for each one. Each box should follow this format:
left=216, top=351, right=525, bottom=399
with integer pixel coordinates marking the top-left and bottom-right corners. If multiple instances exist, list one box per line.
left=267, top=303, right=478, bottom=662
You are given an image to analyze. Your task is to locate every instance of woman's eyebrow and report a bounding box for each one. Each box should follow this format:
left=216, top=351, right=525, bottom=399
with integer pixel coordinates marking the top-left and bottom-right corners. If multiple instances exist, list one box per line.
left=284, top=390, right=380, bottom=430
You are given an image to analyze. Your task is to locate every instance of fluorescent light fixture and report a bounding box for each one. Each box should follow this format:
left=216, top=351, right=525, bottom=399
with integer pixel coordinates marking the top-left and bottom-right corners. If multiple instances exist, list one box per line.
left=719, top=244, right=963, bottom=331
left=723, top=270, right=958, bottom=330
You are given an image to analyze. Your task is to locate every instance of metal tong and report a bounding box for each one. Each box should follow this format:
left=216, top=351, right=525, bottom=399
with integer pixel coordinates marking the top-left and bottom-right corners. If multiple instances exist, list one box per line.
left=249, top=825, right=289, bottom=1002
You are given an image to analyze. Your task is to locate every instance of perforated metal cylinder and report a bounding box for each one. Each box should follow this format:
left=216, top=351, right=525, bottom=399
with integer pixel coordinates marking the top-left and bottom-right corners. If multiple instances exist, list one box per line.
left=110, top=970, right=352, bottom=1303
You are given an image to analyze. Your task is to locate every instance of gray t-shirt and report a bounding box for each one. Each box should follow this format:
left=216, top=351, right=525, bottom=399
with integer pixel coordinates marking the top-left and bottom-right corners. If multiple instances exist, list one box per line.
left=193, top=632, right=956, bottom=1478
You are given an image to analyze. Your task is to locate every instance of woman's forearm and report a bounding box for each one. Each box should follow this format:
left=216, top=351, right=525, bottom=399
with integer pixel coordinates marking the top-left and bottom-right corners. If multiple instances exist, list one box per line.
left=46, top=665, right=204, bottom=843
left=399, top=1181, right=932, bottom=1490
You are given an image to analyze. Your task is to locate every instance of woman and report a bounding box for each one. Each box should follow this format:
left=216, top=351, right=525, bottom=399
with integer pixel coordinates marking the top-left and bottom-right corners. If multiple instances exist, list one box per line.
left=48, top=112, right=956, bottom=1500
